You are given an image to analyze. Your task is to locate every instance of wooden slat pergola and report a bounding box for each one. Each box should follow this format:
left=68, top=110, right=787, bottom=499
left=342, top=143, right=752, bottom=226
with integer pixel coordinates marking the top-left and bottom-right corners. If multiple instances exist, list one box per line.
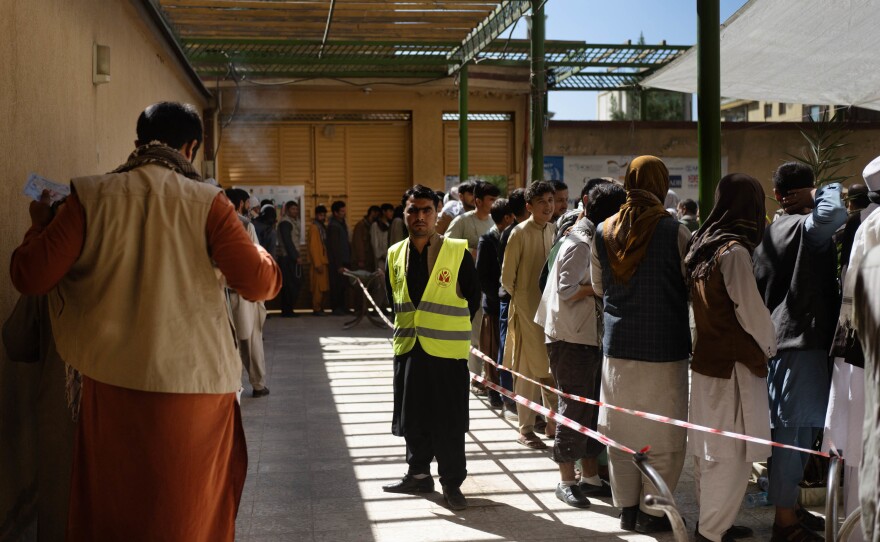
left=144, top=0, right=697, bottom=185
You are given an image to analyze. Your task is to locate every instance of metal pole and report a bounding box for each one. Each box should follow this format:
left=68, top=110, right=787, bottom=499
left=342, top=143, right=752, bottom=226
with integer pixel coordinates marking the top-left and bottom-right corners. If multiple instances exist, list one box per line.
left=459, top=64, right=469, bottom=185
left=640, top=86, right=648, bottom=121
left=697, top=0, right=721, bottom=220
left=633, top=452, right=688, bottom=542
left=529, top=0, right=546, bottom=183
left=837, top=508, right=862, bottom=542
left=826, top=455, right=843, bottom=541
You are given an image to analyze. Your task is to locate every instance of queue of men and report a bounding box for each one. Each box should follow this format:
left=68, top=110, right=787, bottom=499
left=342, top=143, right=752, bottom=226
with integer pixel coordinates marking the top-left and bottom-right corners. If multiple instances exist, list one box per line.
left=5, top=100, right=880, bottom=542
left=381, top=158, right=880, bottom=542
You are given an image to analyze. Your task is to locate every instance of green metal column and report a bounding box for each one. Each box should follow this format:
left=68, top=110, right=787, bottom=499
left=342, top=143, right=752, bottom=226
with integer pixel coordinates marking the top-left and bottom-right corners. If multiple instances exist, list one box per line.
left=639, top=87, right=648, bottom=121
left=459, top=64, right=469, bottom=184
left=529, top=0, right=546, bottom=183
left=697, top=0, right=721, bottom=220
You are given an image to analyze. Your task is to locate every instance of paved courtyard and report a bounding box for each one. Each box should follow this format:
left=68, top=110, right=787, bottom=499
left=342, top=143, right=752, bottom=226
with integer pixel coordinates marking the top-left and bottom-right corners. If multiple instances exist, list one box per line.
left=233, top=314, right=788, bottom=541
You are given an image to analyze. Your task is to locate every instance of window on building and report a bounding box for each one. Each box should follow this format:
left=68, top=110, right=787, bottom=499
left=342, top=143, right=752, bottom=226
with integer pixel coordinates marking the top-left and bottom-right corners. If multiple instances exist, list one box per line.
left=806, top=105, right=823, bottom=122
left=779, top=103, right=787, bottom=115
left=764, top=103, right=773, bottom=118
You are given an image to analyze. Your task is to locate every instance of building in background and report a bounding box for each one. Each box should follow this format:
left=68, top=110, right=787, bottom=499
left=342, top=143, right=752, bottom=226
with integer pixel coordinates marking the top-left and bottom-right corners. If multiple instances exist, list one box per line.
left=597, top=89, right=693, bottom=121
left=721, top=99, right=880, bottom=122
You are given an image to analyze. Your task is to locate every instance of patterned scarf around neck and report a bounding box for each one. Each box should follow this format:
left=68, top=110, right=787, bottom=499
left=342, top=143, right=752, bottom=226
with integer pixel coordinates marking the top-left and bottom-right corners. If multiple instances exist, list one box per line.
left=111, top=141, right=203, bottom=181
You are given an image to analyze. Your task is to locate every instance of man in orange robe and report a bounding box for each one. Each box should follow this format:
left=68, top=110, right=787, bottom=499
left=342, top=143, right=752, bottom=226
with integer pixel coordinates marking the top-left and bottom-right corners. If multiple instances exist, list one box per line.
left=10, top=102, right=281, bottom=541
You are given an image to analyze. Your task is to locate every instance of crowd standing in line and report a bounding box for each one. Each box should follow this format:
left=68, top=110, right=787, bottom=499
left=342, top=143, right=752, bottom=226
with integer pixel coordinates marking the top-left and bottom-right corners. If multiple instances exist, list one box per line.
left=382, top=157, right=880, bottom=542
left=5, top=101, right=880, bottom=542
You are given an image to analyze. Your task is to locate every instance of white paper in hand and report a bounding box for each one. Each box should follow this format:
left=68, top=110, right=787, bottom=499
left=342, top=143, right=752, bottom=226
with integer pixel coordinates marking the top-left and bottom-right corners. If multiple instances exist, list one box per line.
left=23, top=173, right=70, bottom=204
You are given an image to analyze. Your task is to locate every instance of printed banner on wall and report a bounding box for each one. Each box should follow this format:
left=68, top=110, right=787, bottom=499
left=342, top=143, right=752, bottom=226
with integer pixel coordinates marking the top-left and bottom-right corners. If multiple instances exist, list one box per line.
left=238, top=185, right=306, bottom=245
left=544, top=156, right=727, bottom=208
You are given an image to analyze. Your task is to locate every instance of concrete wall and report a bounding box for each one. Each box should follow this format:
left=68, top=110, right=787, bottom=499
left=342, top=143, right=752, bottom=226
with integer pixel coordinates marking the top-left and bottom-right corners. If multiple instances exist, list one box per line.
left=545, top=120, right=880, bottom=201
left=217, top=83, right=530, bottom=190
left=0, top=0, right=207, bottom=316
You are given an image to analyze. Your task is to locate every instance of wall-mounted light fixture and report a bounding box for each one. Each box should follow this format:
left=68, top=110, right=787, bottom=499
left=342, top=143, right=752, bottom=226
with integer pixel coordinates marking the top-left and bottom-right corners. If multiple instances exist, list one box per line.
left=93, top=43, right=111, bottom=84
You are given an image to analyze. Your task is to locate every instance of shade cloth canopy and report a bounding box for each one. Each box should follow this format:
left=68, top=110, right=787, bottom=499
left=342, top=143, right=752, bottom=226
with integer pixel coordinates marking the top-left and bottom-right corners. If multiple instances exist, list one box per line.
left=642, top=0, right=880, bottom=111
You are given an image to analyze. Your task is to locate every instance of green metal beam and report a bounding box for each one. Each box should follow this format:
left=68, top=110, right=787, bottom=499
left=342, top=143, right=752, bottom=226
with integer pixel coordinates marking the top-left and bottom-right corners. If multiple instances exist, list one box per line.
left=530, top=0, right=545, bottom=184
left=697, top=0, right=721, bottom=220
left=192, top=54, right=452, bottom=67
left=447, top=0, right=531, bottom=75
left=182, top=38, right=461, bottom=48
left=548, top=73, right=641, bottom=91
left=548, top=44, right=688, bottom=88
left=193, top=69, right=447, bottom=79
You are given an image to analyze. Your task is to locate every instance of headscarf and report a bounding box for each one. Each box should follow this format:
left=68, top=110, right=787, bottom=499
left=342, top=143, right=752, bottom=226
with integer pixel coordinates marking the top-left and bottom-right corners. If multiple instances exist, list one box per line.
left=684, top=173, right=766, bottom=284
left=602, top=155, right=670, bottom=284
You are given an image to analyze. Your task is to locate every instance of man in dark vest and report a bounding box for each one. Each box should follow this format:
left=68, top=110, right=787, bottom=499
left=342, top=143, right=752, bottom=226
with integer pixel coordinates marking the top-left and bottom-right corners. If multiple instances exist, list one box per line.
left=753, top=162, right=847, bottom=542
left=382, top=185, right=480, bottom=511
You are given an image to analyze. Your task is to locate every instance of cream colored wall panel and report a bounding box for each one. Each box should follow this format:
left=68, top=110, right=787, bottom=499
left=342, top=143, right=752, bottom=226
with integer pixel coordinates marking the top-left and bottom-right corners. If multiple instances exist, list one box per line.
left=0, top=0, right=206, bottom=318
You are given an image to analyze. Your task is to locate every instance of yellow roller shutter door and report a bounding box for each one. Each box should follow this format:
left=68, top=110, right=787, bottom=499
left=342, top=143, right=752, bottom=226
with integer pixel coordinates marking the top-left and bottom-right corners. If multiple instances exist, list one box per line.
left=345, top=124, right=411, bottom=219
left=217, top=124, right=281, bottom=185
left=443, top=120, right=513, bottom=179
left=219, top=121, right=411, bottom=221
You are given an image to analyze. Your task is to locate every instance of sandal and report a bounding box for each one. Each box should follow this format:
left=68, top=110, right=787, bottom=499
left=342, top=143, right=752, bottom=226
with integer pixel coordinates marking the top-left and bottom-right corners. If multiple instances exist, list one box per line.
left=517, top=432, right=547, bottom=450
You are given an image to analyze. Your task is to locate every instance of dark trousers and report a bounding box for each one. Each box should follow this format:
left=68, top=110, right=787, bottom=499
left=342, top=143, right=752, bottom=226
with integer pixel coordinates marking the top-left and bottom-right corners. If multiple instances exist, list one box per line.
left=497, top=299, right=514, bottom=405
left=278, top=256, right=301, bottom=314
left=329, top=268, right=347, bottom=312
left=547, top=341, right=604, bottom=464
left=405, top=430, right=467, bottom=489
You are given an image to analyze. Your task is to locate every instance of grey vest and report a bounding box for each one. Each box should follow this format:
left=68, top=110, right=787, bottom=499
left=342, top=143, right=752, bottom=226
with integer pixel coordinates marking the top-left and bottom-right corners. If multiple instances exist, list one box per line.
left=753, top=213, right=840, bottom=352
left=595, top=217, right=691, bottom=362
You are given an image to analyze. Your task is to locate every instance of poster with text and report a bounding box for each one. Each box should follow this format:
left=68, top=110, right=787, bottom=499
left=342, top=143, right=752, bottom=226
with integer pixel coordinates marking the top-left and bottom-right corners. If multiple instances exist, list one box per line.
left=544, top=156, right=727, bottom=208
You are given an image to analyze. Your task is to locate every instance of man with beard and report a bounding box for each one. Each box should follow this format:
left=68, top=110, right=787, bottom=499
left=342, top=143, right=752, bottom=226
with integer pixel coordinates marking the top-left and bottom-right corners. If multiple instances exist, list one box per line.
left=382, top=185, right=480, bottom=512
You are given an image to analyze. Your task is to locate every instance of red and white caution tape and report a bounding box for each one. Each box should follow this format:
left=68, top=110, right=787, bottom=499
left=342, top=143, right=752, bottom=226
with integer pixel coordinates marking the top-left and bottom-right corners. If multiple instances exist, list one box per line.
left=468, top=344, right=830, bottom=458
left=472, top=372, right=637, bottom=454
left=351, top=276, right=636, bottom=453
left=347, top=270, right=394, bottom=329
left=351, top=276, right=830, bottom=459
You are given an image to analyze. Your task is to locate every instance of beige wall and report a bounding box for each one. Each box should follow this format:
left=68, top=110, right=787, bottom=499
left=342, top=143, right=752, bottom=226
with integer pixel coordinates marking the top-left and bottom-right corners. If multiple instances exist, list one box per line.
left=216, top=84, right=529, bottom=190
left=0, top=0, right=207, bottom=316
left=545, top=120, right=880, bottom=200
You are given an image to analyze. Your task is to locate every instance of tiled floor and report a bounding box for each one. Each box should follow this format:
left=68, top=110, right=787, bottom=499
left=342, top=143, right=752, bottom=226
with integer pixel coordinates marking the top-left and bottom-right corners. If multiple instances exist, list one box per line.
left=234, top=313, right=789, bottom=541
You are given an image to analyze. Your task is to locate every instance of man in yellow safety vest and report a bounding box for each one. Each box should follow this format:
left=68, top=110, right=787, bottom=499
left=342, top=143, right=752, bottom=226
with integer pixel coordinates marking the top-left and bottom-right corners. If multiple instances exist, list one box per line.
left=382, top=184, right=480, bottom=511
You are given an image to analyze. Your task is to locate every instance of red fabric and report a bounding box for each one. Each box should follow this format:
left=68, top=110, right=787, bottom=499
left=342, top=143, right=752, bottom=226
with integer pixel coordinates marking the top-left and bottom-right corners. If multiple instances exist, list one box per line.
left=67, top=377, right=247, bottom=541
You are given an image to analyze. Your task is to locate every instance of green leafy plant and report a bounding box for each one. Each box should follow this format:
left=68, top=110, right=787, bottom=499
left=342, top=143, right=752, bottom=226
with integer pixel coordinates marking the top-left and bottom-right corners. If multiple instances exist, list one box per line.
left=786, top=109, right=856, bottom=187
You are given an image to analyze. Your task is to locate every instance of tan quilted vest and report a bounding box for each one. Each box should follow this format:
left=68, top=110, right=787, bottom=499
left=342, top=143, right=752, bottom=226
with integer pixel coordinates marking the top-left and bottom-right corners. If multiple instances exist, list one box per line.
left=49, top=164, right=240, bottom=393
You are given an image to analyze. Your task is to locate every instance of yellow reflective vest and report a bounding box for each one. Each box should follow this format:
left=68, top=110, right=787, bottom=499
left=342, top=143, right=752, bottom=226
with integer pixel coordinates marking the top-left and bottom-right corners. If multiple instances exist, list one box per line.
left=387, top=237, right=472, bottom=360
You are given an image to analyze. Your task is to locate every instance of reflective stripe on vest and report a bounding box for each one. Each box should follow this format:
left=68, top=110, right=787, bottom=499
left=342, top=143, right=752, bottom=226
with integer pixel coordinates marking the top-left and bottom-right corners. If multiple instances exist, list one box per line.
left=387, top=237, right=471, bottom=359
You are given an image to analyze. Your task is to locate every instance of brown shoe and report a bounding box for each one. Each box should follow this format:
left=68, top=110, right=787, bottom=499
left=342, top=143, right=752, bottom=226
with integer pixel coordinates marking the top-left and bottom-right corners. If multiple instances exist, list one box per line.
left=517, top=432, right=547, bottom=450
